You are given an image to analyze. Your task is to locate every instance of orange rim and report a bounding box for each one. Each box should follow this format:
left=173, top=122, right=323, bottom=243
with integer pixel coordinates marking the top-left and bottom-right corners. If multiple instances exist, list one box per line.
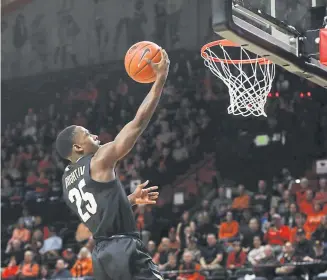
left=201, top=39, right=272, bottom=65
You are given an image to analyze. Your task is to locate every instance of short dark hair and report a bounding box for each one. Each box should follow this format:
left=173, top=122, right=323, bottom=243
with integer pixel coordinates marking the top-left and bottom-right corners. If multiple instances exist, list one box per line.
left=56, top=125, right=77, bottom=159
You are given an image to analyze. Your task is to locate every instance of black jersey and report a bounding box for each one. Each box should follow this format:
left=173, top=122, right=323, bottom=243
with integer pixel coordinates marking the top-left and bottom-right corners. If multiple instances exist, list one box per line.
left=62, top=155, right=137, bottom=238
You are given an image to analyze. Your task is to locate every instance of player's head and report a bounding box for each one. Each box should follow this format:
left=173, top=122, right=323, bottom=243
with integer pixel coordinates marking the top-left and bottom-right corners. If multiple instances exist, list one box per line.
left=56, top=125, right=100, bottom=161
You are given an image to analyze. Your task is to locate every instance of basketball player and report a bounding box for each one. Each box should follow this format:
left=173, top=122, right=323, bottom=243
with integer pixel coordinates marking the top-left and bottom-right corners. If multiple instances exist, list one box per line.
left=55, top=49, right=169, bottom=280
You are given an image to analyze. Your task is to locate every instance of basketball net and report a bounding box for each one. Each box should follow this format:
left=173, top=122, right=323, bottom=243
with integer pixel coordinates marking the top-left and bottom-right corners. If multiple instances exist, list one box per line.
left=201, top=40, right=275, bottom=117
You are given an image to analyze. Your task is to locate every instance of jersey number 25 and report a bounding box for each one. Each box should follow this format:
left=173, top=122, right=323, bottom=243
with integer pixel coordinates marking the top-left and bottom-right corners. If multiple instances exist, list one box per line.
left=68, top=179, right=97, bottom=222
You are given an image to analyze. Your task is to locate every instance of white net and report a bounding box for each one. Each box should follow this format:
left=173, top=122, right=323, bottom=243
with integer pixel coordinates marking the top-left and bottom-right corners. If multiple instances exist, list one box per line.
left=201, top=42, right=275, bottom=117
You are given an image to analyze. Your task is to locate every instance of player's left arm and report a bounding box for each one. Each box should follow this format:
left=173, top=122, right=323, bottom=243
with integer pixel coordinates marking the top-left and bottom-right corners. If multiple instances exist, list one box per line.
left=94, top=50, right=170, bottom=168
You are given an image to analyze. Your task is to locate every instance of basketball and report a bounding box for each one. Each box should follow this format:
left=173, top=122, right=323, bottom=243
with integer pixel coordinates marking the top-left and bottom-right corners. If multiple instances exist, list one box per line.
left=125, top=41, right=162, bottom=83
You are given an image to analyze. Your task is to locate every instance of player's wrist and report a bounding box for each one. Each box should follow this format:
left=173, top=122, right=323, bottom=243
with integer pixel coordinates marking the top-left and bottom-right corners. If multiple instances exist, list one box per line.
left=156, top=72, right=168, bottom=81
left=128, top=194, right=136, bottom=205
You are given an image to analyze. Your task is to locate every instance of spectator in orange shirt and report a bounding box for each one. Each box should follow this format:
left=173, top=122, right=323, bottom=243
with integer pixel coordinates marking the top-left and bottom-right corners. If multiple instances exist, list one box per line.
left=265, top=214, right=290, bottom=250
left=299, top=189, right=315, bottom=215
left=2, top=256, right=19, bottom=279
left=219, top=211, right=239, bottom=241
left=289, top=213, right=311, bottom=243
left=304, top=202, right=327, bottom=234
left=9, top=221, right=31, bottom=245
left=315, top=178, right=327, bottom=204
left=295, top=177, right=309, bottom=205
left=178, top=250, right=204, bottom=280
left=231, top=184, right=250, bottom=211
left=17, top=251, right=40, bottom=280
left=226, top=240, right=247, bottom=269
left=70, top=247, right=93, bottom=277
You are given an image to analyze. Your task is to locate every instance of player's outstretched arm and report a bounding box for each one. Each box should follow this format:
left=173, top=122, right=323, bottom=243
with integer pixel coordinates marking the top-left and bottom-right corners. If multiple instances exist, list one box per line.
left=95, top=49, right=170, bottom=167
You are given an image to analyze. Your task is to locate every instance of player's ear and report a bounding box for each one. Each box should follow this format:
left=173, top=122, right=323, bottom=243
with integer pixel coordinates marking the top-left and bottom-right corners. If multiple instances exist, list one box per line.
left=73, top=144, right=83, bottom=153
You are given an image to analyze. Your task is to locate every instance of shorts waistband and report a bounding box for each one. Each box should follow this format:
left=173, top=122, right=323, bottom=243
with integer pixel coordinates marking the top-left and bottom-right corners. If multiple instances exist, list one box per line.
left=94, top=232, right=140, bottom=243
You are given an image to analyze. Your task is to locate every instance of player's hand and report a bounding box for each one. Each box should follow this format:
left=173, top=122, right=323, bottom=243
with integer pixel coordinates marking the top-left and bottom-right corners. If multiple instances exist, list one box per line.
left=147, top=49, right=170, bottom=78
left=133, top=180, right=159, bottom=205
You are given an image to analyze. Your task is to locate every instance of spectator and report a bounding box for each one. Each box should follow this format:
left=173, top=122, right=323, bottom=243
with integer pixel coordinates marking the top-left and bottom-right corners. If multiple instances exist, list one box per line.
left=153, top=238, right=172, bottom=269
left=306, top=240, right=327, bottom=276
left=195, top=210, right=214, bottom=238
left=172, top=140, right=189, bottom=162
left=178, top=250, right=204, bottom=280
left=39, top=265, right=50, bottom=280
left=241, top=218, right=264, bottom=250
left=194, top=200, right=210, bottom=220
left=252, top=180, right=270, bottom=214
left=2, top=256, right=19, bottom=280
left=33, top=216, right=49, bottom=240
left=289, top=213, right=311, bottom=243
left=248, top=235, right=266, bottom=265
left=52, top=259, right=72, bottom=279
left=219, top=211, right=239, bottom=241
left=62, top=248, right=76, bottom=270
left=231, top=184, right=250, bottom=211
left=253, top=245, right=278, bottom=280
left=264, top=214, right=290, bottom=250
left=19, top=209, right=35, bottom=229
left=199, top=234, right=224, bottom=270
left=26, top=171, right=38, bottom=187
left=226, top=240, right=247, bottom=269
left=277, top=190, right=293, bottom=217
left=135, top=205, right=153, bottom=244
left=161, top=253, right=178, bottom=280
left=312, top=216, right=327, bottom=245
left=275, top=242, right=301, bottom=280
left=295, top=177, right=309, bottom=205
left=8, top=221, right=31, bottom=245
left=315, top=178, right=327, bottom=204
left=299, top=189, right=315, bottom=215
left=70, top=247, right=93, bottom=277
left=283, top=203, right=298, bottom=228
left=147, top=240, right=157, bottom=258
left=304, top=202, right=326, bottom=234
left=210, top=186, right=232, bottom=218
left=312, top=240, right=327, bottom=261
left=17, top=251, right=40, bottom=280
left=39, top=226, right=62, bottom=255
left=185, top=237, right=202, bottom=262
left=168, top=227, right=180, bottom=251
left=5, top=239, right=24, bottom=264
left=294, top=228, right=315, bottom=259
left=98, top=127, right=113, bottom=144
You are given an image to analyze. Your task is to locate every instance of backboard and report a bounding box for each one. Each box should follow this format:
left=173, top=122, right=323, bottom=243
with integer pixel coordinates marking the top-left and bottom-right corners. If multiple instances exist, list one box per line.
left=211, top=0, right=327, bottom=88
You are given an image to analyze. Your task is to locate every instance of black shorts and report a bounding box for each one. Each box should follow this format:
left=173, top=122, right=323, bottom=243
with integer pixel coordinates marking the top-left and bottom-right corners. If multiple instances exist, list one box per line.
left=92, top=234, right=162, bottom=280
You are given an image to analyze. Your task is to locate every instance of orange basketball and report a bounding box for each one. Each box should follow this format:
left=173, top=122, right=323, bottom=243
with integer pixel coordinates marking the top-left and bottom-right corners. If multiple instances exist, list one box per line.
left=125, top=41, right=162, bottom=83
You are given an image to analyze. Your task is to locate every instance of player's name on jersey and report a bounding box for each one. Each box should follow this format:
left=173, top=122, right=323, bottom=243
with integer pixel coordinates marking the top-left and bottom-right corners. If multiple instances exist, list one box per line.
left=65, top=166, right=85, bottom=188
